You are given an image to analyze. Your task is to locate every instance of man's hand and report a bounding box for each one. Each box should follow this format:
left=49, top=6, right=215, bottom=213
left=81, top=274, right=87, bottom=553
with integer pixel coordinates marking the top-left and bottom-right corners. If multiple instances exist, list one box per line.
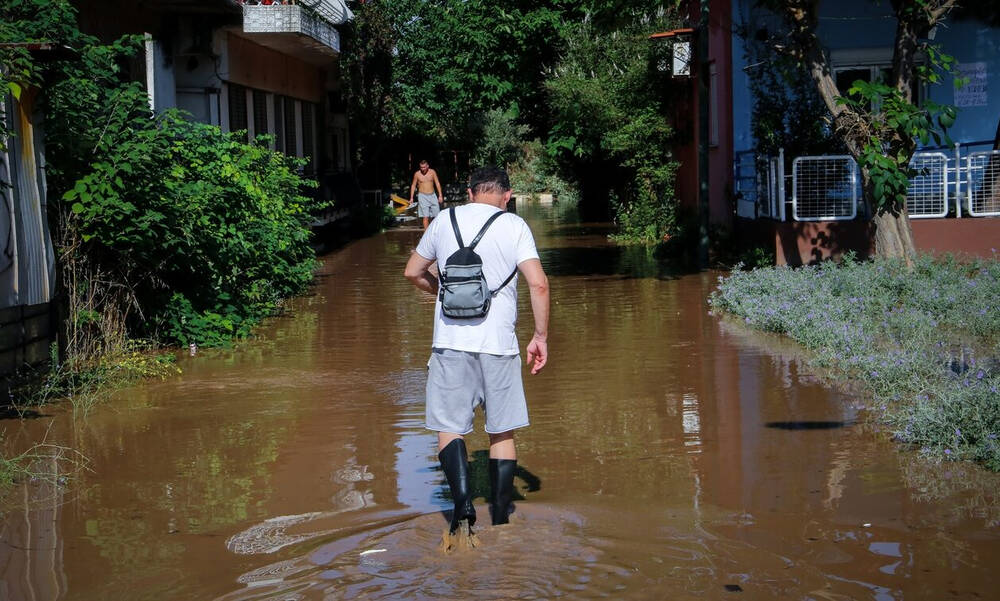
left=518, top=258, right=549, bottom=375
left=526, top=335, right=547, bottom=374
left=404, top=251, right=438, bottom=295
left=438, top=196, right=444, bottom=205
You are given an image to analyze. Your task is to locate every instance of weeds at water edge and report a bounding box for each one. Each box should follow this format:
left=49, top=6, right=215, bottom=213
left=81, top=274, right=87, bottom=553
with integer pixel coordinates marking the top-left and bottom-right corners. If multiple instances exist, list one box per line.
left=710, top=252, right=1000, bottom=470
left=0, top=421, right=91, bottom=498
left=8, top=342, right=180, bottom=416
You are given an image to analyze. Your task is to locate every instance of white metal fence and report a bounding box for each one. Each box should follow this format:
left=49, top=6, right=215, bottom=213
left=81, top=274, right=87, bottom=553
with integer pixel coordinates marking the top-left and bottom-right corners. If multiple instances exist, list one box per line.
left=967, top=150, right=1000, bottom=217
left=906, top=152, right=949, bottom=218
left=735, top=141, right=999, bottom=222
left=361, top=189, right=383, bottom=207
left=792, top=155, right=857, bottom=221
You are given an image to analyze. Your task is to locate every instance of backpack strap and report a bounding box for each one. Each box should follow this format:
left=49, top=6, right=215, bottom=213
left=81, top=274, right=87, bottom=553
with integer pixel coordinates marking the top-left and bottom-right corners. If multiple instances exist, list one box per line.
left=467, top=210, right=506, bottom=250
left=491, top=266, right=518, bottom=296
left=449, top=207, right=465, bottom=248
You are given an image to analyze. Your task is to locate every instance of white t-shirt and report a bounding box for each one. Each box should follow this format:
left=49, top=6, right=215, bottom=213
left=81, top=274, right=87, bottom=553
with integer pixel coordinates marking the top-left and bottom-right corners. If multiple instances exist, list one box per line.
left=415, top=203, right=539, bottom=355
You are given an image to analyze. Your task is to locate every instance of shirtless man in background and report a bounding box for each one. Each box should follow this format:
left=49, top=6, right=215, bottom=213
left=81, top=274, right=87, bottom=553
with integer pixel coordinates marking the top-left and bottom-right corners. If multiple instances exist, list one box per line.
left=410, top=160, right=444, bottom=229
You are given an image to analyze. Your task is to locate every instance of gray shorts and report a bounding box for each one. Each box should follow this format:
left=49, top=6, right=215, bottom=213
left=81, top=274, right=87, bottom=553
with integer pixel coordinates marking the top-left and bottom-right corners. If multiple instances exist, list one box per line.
left=426, top=348, right=529, bottom=435
left=417, top=193, right=440, bottom=217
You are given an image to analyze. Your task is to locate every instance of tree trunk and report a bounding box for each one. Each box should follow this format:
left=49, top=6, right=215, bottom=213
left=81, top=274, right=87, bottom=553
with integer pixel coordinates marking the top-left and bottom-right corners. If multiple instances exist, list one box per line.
left=775, top=1, right=963, bottom=264
left=862, top=168, right=916, bottom=263
left=872, top=208, right=917, bottom=263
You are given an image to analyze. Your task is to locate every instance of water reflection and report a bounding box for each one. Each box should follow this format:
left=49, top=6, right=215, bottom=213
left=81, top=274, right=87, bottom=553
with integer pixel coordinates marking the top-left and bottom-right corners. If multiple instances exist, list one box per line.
left=0, top=202, right=999, bottom=600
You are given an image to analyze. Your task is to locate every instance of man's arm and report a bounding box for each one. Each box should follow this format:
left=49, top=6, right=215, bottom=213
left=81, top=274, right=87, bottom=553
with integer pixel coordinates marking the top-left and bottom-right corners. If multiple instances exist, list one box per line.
left=404, top=251, right=438, bottom=295
left=518, top=258, right=549, bottom=374
left=432, top=170, right=443, bottom=204
left=409, top=172, right=418, bottom=203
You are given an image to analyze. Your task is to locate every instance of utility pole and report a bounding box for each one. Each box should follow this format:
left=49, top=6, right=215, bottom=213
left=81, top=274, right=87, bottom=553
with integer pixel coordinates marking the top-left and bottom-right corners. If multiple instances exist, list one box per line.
left=697, top=0, right=711, bottom=268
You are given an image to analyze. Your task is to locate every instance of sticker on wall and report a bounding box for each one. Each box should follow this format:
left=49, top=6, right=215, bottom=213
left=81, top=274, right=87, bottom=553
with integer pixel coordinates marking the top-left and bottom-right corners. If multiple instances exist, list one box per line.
left=954, top=62, right=987, bottom=108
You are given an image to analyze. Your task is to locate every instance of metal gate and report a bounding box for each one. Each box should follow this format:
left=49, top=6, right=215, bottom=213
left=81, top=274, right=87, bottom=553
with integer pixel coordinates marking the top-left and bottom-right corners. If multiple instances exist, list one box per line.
left=966, top=150, right=1000, bottom=217
left=906, top=152, right=949, bottom=218
left=792, top=156, right=858, bottom=221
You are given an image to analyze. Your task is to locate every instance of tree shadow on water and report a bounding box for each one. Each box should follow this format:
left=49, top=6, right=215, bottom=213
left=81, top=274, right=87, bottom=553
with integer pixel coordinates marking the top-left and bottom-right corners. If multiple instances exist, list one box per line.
left=539, top=245, right=696, bottom=280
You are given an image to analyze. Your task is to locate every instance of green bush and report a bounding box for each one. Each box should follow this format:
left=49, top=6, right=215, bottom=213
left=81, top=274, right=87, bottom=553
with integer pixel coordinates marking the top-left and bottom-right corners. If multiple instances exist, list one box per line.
left=545, top=19, right=681, bottom=242
left=472, top=109, right=530, bottom=169
left=4, top=0, right=323, bottom=361
left=64, top=108, right=321, bottom=346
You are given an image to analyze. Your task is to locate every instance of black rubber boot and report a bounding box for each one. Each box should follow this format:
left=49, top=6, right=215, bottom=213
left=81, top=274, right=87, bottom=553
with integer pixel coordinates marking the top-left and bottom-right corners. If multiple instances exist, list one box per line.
left=438, top=439, right=476, bottom=534
left=489, top=458, right=517, bottom=525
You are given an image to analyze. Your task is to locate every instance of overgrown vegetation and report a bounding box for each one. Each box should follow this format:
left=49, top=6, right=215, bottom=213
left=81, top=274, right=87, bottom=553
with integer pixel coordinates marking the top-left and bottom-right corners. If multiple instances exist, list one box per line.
left=0, top=437, right=89, bottom=491
left=711, top=254, right=1000, bottom=470
left=2, top=1, right=322, bottom=416
left=63, top=113, right=320, bottom=349
left=343, top=0, right=683, bottom=244
left=546, top=20, right=681, bottom=243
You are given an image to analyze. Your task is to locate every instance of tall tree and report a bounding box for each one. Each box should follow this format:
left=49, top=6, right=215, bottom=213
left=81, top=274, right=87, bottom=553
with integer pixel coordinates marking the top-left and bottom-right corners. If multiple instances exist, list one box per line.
left=760, top=0, right=960, bottom=261
left=389, top=0, right=568, bottom=143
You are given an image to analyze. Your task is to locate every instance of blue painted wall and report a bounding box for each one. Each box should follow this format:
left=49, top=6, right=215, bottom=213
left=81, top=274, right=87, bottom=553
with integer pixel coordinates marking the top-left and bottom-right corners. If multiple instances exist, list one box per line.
left=731, top=0, right=999, bottom=154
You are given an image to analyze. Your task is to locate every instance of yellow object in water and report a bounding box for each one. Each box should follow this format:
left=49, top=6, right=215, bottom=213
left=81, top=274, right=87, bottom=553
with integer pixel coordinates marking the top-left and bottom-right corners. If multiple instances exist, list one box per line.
left=391, top=194, right=413, bottom=214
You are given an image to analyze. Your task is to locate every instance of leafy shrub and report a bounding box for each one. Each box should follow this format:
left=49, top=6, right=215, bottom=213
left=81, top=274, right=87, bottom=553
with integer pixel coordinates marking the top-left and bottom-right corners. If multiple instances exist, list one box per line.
left=510, top=139, right=579, bottom=204
left=64, top=108, right=321, bottom=347
left=545, top=19, right=681, bottom=242
left=472, top=109, right=530, bottom=169
left=710, top=254, right=1000, bottom=470
left=606, top=108, right=678, bottom=244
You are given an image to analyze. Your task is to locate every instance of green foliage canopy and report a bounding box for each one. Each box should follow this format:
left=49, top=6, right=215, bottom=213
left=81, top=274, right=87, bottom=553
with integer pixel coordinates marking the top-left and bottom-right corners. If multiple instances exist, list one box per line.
left=388, top=0, right=568, bottom=142
left=545, top=18, right=681, bottom=241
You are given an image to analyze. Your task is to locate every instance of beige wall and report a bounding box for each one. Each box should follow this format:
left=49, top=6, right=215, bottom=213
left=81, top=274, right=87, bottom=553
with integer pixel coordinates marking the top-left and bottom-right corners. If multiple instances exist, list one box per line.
left=227, top=34, right=324, bottom=104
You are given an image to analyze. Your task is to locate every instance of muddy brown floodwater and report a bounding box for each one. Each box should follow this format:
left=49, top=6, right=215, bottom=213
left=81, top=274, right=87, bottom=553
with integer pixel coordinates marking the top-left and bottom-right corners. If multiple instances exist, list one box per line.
left=3, top=203, right=1000, bottom=600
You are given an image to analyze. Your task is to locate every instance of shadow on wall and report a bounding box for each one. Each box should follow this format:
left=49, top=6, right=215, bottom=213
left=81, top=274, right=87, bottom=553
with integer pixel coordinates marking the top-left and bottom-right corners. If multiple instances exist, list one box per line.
left=733, top=220, right=874, bottom=266
left=775, top=221, right=876, bottom=266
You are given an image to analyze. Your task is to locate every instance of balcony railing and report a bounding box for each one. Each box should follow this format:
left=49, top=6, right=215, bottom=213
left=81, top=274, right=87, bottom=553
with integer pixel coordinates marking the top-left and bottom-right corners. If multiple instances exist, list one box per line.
left=240, top=0, right=351, bottom=57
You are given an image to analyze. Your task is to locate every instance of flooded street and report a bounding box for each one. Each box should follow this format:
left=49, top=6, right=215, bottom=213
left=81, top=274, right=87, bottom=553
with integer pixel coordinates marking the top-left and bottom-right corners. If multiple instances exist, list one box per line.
left=2, top=203, right=999, bottom=600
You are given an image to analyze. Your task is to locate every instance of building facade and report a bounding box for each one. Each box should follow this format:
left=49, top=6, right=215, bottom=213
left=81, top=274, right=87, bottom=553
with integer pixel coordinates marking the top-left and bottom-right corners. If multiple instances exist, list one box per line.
left=729, top=0, right=999, bottom=264
left=75, top=0, right=355, bottom=212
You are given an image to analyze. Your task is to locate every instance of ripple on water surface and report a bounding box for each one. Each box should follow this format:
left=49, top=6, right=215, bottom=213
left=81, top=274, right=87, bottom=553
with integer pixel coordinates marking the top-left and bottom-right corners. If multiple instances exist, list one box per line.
left=215, top=499, right=896, bottom=601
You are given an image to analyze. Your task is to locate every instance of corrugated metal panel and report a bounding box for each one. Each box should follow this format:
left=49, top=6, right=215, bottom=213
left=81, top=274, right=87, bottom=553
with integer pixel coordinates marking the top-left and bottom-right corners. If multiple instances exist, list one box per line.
left=1, top=91, right=56, bottom=375
left=0, top=302, right=54, bottom=375
left=1, top=91, right=56, bottom=309
left=1, top=94, right=22, bottom=309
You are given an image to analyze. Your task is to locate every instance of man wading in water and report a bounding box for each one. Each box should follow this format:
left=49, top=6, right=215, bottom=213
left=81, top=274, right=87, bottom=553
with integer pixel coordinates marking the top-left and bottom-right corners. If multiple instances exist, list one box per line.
left=404, top=167, right=549, bottom=551
left=409, top=159, right=444, bottom=229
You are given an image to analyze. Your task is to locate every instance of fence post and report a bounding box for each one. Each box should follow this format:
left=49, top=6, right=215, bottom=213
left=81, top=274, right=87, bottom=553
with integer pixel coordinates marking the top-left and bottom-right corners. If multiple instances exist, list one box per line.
left=955, top=142, right=962, bottom=219
left=778, top=148, right=786, bottom=222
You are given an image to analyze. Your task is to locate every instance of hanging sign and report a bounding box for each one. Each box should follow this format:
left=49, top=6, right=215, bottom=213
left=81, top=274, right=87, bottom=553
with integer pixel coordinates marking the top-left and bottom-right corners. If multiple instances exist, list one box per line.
left=673, top=40, right=691, bottom=77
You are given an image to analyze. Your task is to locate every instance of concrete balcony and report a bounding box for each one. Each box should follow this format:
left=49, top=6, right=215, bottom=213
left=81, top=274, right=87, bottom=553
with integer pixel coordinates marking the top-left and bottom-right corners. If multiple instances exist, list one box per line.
left=241, top=2, right=349, bottom=64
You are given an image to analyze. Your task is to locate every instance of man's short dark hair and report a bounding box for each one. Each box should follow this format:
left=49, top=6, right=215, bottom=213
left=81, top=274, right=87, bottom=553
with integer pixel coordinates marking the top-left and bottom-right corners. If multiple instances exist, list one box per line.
left=419, top=159, right=429, bottom=166
left=468, top=167, right=511, bottom=195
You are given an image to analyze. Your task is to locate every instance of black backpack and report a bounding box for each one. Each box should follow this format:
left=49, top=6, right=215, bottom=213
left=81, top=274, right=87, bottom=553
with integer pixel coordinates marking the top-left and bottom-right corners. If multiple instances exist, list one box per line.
left=438, top=207, right=517, bottom=319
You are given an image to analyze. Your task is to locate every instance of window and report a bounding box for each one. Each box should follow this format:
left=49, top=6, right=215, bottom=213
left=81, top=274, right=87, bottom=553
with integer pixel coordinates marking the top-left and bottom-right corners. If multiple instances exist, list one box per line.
left=283, top=96, right=297, bottom=157
left=831, top=49, right=922, bottom=107
left=252, top=90, right=268, bottom=144
left=302, top=101, right=315, bottom=174
left=274, top=96, right=284, bottom=153
left=227, top=83, right=248, bottom=142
